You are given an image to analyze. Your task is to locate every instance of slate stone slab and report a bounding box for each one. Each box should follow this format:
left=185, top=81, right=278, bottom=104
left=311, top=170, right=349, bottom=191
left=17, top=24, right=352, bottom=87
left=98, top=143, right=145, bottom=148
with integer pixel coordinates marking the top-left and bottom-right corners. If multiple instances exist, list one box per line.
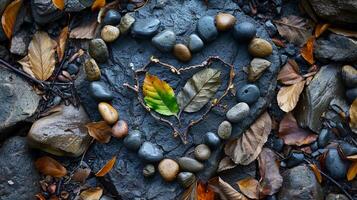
left=77, top=0, right=281, bottom=199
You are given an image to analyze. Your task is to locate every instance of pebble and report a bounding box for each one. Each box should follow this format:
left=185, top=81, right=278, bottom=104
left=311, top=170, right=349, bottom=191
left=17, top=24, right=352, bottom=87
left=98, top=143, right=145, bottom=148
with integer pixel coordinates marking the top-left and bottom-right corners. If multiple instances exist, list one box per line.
left=131, top=18, right=161, bottom=39
left=341, top=65, right=357, bottom=88
left=194, top=144, right=211, bottom=161
left=236, top=84, right=260, bottom=105
left=310, top=141, right=318, bottom=152
left=138, top=142, right=164, bottom=162
left=346, top=88, right=357, bottom=102
left=119, top=13, right=135, bottom=34
left=285, top=152, right=304, bottom=168
left=196, top=16, right=218, bottom=42
left=204, top=132, right=221, bottom=148
left=84, top=58, right=101, bottom=81
left=272, top=138, right=284, bottom=152
left=173, top=44, right=192, bottom=62
left=339, top=142, right=357, bottom=156
left=143, top=164, right=155, bottom=177
left=102, top=9, right=121, bottom=26
left=248, top=58, right=271, bottom=82
left=101, top=25, right=120, bottom=43
left=248, top=38, right=273, bottom=57
left=89, top=81, right=113, bottom=101
left=158, top=159, right=180, bottom=181
left=317, top=128, right=334, bottom=148
left=326, top=193, right=349, bottom=200
left=151, top=30, right=176, bottom=52
left=89, top=39, right=109, bottom=63
left=215, top=13, right=236, bottom=31
left=264, top=20, right=277, bottom=36
left=123, top=130, right=143, bottom=151
left=226, top=102, right=250, bottom=123
left=325, top=149, right=349, bottom=179
left=66, top=63, right=79, bottom=75
left=98, top=102, right=119, bottom=125
left=177, top=172, right=196, bottom=188
left=233, top=22, right=256, bottom=42
left=177, top=157, right=204, bottom=172
left=188, top=34, right=204, bottom=53
left=217, top=121, right=232, bottom=139
left=112, top=120, right=128, bottom=139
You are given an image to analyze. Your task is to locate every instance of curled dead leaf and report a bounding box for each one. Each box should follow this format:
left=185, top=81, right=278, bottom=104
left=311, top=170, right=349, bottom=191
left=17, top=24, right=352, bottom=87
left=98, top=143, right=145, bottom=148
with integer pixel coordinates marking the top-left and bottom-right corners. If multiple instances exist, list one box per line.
left=1, top=0, right=22, bottom=39
left=69, top=20, right=98, bottom=40
left=57, top=26, right=68, bottom=62
left=217, top=157, right=237, bottom=173
left=86, top=121, right=112, bottom=143
left=197, top=182, right=215, bottom=200
left=18, top=55, right=36, bottom=78
left=277, top=59, right=304, bottom=85
left=277, top=80, right=305, bottom=112
left=35, top=156, right=67, bottom=177
left=309, top=164, right=322, bottom=183
left=300, top=37, right=315, bottom=65
left=209, top=177, right=248, bottom=200
left=95, top=156, right=116, bottom=177
left=350, top=99, right=357, bottom=134
left=314, top=23, right=330, bottom=38
left=80, top=187, right=103, bottom=200
left=237, top=178, right=259, bottom=199
left=52, top=0, right=65, bottom=10
left=347, top=161, right=357, bottom=181
left=347, top=154, right=357, bottom=161
left=92, top=0, right=106, bottom=11
left=72, top=168, right=91, bottom=183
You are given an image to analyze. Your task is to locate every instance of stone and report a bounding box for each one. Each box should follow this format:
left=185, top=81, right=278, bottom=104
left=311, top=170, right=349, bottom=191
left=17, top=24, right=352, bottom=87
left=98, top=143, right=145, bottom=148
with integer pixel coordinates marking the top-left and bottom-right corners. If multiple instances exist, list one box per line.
left=285, top=152, right=304, bottom=168
left=204, top=132, right=221, bottom=148
left=143, top=164, right=155, bottom=177
left=236, top=84, right=260, bottom=105
left=188, top=34, right=204, bottom=53
left=233, top=22, right=256, bottom=42
left=341, top=65, right=357, bottom=88
left=196, top=16, right=218, bottom=42
left=272, top=138, right=284, bottom=152
left=0, top=45, right=9, bottom=61
left=177, top=157, right=204, bottom=172
left=119, top=13, right=135, bottom=34
left=138, top=142, right=164, bottom=162
left=112, top=120, right=128, bottom=138
left=85, top=58, right=101, bottom=81
left=264, top=20, right=277, bottom=36
left=131, top=18, right=161, bottom=39
left=177, top=172, right=196, bottom=188
left=217, top=120, right=232, bottom=139
left=248, top=38, right=273, bottom=57
left=339, top=142, right=357, bottom=156
left=28, top=105, right=91, bottom=157
left=102, top=9, right=121, bottom=26
left=173, top=44, right=192, bottom=62
left=317, top=128, right=335, bottom=147
left=89, top=38, right=109, bottom=63
left=277, top=165, right=323, bottom=200
left=65, top=0, right=88, bottom=12
left=89, top=81, right=114, bottom=101
left=123, top=130, right=143, bottom=151
left=194, top=144, right=211, bottom=161
left=248, top=58, right=271, bottom=81
left=101, top=25, right=120, bottom=43
left=296, top=65, right=344, bottom=133
left=325, top=149, right=349, bottom=179
left=346, top=88, right=357, bottom=102
left=10, top=29, right=32, bottom=56
left=326, top=194, right=349, bottom=200
left=0, top=137, right=40, bottom=200
left=314, top=34, right=357, bottom=63
left=98, top=102, right=119, bottom=125
left=158, top=159, right=180, bottom=181
left=0, top=68, right=40, bottom=135
left=226, top=102, right=250, bottom=123
left=67, top=63, right=79, bottom=75
left=31, top=0, right=63, bottom=25
left=215, top=13, right=236, bottom=31
left=152, top=30, right=176, bottom=52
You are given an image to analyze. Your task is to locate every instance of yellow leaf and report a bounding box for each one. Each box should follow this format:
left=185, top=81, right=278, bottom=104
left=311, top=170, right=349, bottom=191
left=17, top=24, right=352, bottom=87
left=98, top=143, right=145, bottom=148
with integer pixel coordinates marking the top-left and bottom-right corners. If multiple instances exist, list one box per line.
left=80, top=187, right=103, bottom=200
left=277, top=80, right=305, bottom=112
left=350, top=99, right=357, bottom=134
left=52, top=0, right=65, bottom=10
left=347, top=161, right=357, bottom=181
left=92, top=0, right=106, bottom=11
left=35, top=156, right=67, bottom=177
left=314, top=23, right=330, bottom=38
left=86, top=121, right=112, bottom=143
left=237, top=178, right=259, bottom=199
left=301, top=37, right=315, bottom=65
left=309, top=164, right=322, bottom=183
left=1, top=0, right=22, bottom=39
left=95, top=156, right=116, bottom=177
left=57, top=26, right=68, bottom=62
left=18, top=55, right=36, bottom=78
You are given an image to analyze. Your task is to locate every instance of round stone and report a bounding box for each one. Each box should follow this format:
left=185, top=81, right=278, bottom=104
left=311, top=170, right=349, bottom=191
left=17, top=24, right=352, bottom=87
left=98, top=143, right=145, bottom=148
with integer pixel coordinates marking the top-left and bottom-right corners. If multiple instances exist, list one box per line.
left=196, top=16, right=218, bottom=42
left=101, top=25, right=120, bottom=43
left=98, top=102, right=119, bottom=125
left=248, top=58, right=271, bottom=82
left=226, top=102, right=250, bottom=123
left=236, top=84, right=260, bottom=105
left=123, top=130, right=143, bottom=151
left=325, top=149, right=349, bottom=179
left=177, top=172, right=196, bottom=188
left=204, top=132, right=221, bottom=148
left=138, top=142, right=164, bottom=163
left=143, top=164, right=155, bottom=177
left=188, top=34, right=204, bottom=53
left=89, top=38, right=109, bottom=63
left=158, top=159, right=180, bottom=182
left=131, top=18, right=161, bottom=39
left=173, top=44, right=192, bottom=62
left=102, top=9, right=121, bottom=26
left=248, top=38, right=273, bottom=57
left=177, top=157, right=204, bottom=172
left=194, top=144, right=211, bottom=161
left=152, top=30, right=176, bottom=52
left=66, top=63, right=79, bottom=75
left=217, top=120, right=232, bottom=139
left=215, top=13, right=236, bottom=31
left=84, top=58, right=101, bottom=81
left=233, top=22, right=256, bottom=42
left=89, top=81, right=113, bottom=102
left=341, top=65, right=357, bottom=88
left=119, top=13, right=135, bottom=34
left=112, top=120, right=128, bottom=139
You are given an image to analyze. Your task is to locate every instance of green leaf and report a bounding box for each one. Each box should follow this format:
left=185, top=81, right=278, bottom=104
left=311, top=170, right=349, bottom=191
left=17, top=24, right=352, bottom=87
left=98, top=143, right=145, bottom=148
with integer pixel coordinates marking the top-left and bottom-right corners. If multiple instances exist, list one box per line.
left=143, top=73, right=179, bottom=116
left=177, top=68, right=221, bottom=113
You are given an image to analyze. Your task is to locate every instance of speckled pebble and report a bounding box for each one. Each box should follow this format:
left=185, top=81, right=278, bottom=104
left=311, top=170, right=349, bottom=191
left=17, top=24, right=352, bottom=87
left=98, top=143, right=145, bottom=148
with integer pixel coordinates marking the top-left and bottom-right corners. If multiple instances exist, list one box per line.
left=236, top=84, right=260, bottom=105
left=217, top=120, right=232, bottom=139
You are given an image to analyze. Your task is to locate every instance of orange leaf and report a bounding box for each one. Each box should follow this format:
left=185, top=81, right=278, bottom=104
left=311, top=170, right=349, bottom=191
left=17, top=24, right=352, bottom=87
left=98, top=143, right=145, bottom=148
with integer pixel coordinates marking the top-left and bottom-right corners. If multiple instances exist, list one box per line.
left=35, top=156, right=67, bottom=177
left=347, top=161, right=357, bottom=181
left=92, top=0, right=106, bottom=11
left=80, top=187, right=103, bottom=200
left=86, top=121, right=112, bottom=143
left=277, top=59, right=304, bottom=85
left=197, top=182, right=215, bottom=200
left=52, top=0, right=65, bottom=10
left=57, top=26, right=68, bottom=62
left=314, top=23, right=330, bottom=38
left=95, top=156, right=116, bottom=177
left=300, top=37, right=315, bottom=65
left=309, top=164, right=322, bottom=183
left=1, top=0, right=22, bottom=39
left=237, top=178, right=259, bottom=199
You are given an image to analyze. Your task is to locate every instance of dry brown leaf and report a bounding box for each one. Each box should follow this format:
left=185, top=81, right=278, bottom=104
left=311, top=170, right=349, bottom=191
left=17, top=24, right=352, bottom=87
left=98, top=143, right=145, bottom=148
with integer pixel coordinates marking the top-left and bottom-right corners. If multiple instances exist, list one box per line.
left=309, top=164, right=322, bottom=183
left=347, top=154, right=357, bottom=161
left=69, top=20, right=98, bottom=39
left=92, top=0, right=106, bottom=11
left=72, top=168, right=91, bottom=183
left=217, top=157, right=237, bottom=172
left=57, top=26, right=68, bottom=62
left=86, top=121, right=112, bottom=143
left=35, top=193, right=46, bottom=200
left=277, top=59, right=304, bottom=85
left=224, top=112, right=272, bottom=165
left=95, top=156, right=116, bottom=177
left=350, top=99, right=357, bottom=134
left=181, top=181, right=198, bottom=200
left=18, top=55, right=36, bottom=78
left=80, top=187, right=103, bottom=200
left=1, top=0, right=22, bottom=39
left=52, top=0, right=65, bottom=10
left=347, top=161, right=357, bottom=181
left=209, top=177, right=247, bottom=200
left=35, top=156, right=67, bottom=177
left=277, top=80, right=305, bottom=112
left=329, top=27, right=357, bottom=39
left=278, top=113, right=317, bottom=146
left=197, top=182, right=215, bottom=200
left=274, top=15, right=314, bottom=46
left=314, top=23, right=330, bottom=38
left=237, top=178, right=259, bottom=199
left=301, top=36, right=315, bottom=65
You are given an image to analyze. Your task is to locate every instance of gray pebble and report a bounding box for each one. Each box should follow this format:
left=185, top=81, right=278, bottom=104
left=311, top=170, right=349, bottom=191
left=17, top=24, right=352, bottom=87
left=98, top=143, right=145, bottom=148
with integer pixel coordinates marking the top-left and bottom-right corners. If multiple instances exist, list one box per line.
left=233, top=22, right=256, bottom=42
left=123, top=130, right=143, bottom=151
left=89, top=81, right=114, bottom=102
left=138, top=142, right=164, bottom=162
left=188, top=34, right=204, bottom=53
left=204, top=132, right=220, bottom=148
left=217, top=121, right=232, bottom=139
left=119, top=13, right=135, bottom=34
left=131, top=18, right=161, bottom=39
left=152, top=30, right=176, bottom=52
left=177, top=157, right=204, bottom=172
left=325, top=149, right=349, bottom=179
left=177, top=172, right=196, bottom=188
left=143, top=164, right=155, bottom=177
left=194, top=144, right=211, bottom=161
left=102, top=9, right=121, bottom=26
left=236, top=84, right=260, bottom=105
left=226, top=102, right=250, bottom=123
left=248, top=58, right=271, bottom=82
left=341, top=65, right=357, bottom=88
left=196, top=16, right=218, bottom=42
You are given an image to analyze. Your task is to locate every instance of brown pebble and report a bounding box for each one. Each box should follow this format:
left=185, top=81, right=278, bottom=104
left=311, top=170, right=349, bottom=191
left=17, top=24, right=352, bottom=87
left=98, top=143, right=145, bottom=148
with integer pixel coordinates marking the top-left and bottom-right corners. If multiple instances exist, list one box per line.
left=158, top=159, right=180, bottom=182
left=215, top=13, right=236, bottom=31
left=58, top=74, right=70, bottom=82
left=112, top=120, right=128, bottom=138
left=101, top=25, right=120, bottom=42
left=98, top=102, right=119, bottom=125
left=84, top=58, right=101, bottom=81
left=47, top=184, right=56, bottom=194
left=173, top=44, right=192, bottom=62
left=248, top=38, right=273, bottom=57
